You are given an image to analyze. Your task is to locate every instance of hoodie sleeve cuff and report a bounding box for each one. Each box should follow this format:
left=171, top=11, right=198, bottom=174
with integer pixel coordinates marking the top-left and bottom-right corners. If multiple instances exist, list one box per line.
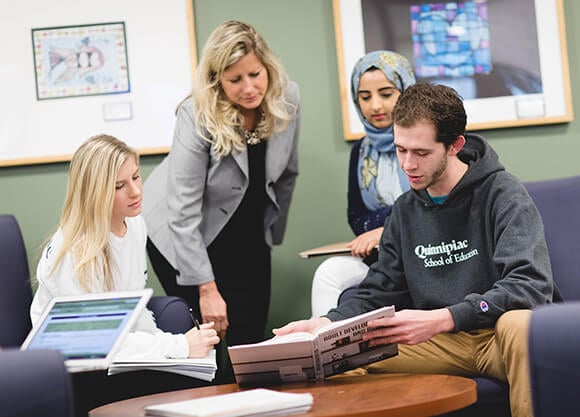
left=448, top=301, right=478, bottom=332
left=324, top=310, right=347, bottom=322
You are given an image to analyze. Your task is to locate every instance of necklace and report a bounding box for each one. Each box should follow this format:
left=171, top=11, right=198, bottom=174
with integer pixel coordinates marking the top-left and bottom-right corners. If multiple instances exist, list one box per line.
left=244, top=129, right=263, bottom=145
left=242, top=110, right=266, bottom=145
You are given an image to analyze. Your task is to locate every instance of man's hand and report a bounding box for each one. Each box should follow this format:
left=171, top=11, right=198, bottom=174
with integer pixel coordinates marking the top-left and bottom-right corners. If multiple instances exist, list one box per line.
left=272, top=317, right=331, bottom=336
left=347, top=228, right=383, bottom=257
left=363, top=308, right=454, bottom=346
left=198, top=281, right=228, bottom=340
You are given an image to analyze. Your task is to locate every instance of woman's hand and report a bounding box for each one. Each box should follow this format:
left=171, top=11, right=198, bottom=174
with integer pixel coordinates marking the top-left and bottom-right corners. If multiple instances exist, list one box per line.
left=347, top=227, right=383, bottom=257
left=184, top=322, right=220, bottom=358
left=198, top=281, right=229, bottom=340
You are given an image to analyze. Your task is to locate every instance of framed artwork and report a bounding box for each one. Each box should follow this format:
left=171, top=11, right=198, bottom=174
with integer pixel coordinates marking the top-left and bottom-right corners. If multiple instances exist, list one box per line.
left=333, top=0, right=573, bottom=140
left=1, top=0, right=195, bottom=166
left=32, top=22, right=130, bottom=100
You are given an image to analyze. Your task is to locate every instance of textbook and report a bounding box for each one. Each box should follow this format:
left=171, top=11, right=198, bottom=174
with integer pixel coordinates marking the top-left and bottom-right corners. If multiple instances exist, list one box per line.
left=108, top=350, right=217, bottom=382
left=228, top=306, right=397, bottom=385
left=144, top=388, right=313, bottom=417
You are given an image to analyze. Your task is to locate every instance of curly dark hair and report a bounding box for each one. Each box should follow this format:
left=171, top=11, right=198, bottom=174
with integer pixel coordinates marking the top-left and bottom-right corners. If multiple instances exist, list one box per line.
left=392, top=83, right=466, bottom=147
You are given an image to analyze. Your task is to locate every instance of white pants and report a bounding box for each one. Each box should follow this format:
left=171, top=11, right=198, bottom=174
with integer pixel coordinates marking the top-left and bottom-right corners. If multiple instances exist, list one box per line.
left=310, top=256, right=369, bottom=317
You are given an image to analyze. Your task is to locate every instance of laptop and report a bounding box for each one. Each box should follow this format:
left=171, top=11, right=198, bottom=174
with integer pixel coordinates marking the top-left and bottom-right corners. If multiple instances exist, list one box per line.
left=21, top=288, right=152, bottom=373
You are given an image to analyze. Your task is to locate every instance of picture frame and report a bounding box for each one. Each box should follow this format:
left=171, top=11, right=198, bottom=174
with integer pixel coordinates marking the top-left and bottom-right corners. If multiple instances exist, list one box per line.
left=0, top=0, right=195, bottom=166
left=32, top=22, right=130, bottom=100
left=333, top=0, right=573, bottom=140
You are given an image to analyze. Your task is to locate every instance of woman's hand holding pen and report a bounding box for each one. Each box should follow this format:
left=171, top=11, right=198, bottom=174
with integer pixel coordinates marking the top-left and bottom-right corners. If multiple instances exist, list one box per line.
left=185, top=321, right=219, bottom=358
left=198, top=281, right=229, bottom=340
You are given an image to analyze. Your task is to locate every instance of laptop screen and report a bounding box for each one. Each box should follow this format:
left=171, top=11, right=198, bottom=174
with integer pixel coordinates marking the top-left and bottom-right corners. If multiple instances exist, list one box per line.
left=21, top=289, right=152, bottom=371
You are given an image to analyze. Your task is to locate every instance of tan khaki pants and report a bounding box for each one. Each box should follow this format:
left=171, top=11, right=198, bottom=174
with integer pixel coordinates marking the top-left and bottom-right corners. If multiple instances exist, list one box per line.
left=366, top=310, right=533, bottom=417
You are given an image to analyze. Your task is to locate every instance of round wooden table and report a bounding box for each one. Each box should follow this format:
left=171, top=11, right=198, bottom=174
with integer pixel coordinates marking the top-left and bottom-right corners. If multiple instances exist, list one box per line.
left=90, top=373, right=477, bottom=417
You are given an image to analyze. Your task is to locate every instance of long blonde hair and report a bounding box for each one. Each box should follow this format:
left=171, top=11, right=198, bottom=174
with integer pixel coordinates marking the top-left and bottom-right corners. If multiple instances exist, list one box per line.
left=192, top=20, right=296, bottom=157
left=50, top=134, right=139, bottom=292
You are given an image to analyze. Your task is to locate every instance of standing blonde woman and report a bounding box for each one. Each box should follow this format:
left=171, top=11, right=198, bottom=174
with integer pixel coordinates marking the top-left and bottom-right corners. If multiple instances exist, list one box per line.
left=30, top=135, right=219, bottom=415
left=143, top=20, right=301, bottom=382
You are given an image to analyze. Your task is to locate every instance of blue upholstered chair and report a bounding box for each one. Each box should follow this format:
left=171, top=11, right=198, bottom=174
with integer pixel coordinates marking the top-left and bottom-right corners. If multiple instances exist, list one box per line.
left=524, top=176, right=580, bottom=302
left=0, top=214, right=33, bottom=347
left=147, top=295, right=194, bottom=333
left=338, top=175, right=580, bottom=417
left=528, top=302, right=580, bottom=417
left=0, top=349, right=75, bottom=417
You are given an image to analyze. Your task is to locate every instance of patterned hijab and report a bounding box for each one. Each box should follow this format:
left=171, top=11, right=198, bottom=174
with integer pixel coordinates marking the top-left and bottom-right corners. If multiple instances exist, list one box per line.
left=351, top=51, right=416, bottom=211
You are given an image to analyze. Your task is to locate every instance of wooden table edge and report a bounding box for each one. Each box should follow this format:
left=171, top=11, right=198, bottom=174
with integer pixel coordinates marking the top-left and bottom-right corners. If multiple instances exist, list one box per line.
left=90, top=373, right=477, bottom=417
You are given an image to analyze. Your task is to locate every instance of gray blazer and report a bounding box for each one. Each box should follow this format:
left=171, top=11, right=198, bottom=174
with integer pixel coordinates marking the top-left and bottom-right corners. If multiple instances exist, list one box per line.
left=143, top=82, right=300, bottom=286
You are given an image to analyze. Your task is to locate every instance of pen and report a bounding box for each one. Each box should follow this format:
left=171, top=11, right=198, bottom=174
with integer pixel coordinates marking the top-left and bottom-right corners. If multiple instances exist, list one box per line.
left=189, top=308, right=201, bottom=330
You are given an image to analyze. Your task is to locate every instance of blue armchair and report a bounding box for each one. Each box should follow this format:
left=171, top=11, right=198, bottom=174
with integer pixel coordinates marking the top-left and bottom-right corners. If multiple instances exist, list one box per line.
left=0, top=214, right=33, bottom=347
left=528, top=302, right=580, bottom=417
left=147, top=295, right=194, bottom=333
left=0, top=349, right=75, bottom=417
left=338, top=175, right=580, bottom=416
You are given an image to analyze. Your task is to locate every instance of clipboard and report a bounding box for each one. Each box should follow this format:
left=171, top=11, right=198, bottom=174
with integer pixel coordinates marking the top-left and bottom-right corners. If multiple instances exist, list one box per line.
left=298, top=241, right=351, bottom=258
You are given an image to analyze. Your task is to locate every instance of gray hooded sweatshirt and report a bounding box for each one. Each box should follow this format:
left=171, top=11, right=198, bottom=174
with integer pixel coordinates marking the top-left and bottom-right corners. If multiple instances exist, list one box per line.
left=326, top=134, right=554, bottom=332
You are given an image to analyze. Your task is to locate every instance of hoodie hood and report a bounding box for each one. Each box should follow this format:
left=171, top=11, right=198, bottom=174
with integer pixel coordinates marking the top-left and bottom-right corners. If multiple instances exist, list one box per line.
left=414, top=133, right=505, bottom=206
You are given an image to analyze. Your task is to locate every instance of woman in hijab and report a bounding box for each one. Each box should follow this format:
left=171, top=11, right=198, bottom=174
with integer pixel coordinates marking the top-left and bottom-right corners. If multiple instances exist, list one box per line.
left=311, top=51, right=416, bottom=317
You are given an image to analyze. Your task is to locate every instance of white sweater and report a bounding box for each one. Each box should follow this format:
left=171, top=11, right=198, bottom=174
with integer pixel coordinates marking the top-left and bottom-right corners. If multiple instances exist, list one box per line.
left=30, top=215, right=189, bottom=359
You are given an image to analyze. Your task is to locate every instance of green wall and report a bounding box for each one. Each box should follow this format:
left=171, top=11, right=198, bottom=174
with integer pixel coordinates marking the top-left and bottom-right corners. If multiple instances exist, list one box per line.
left=1, top=0, right=579, bottom=333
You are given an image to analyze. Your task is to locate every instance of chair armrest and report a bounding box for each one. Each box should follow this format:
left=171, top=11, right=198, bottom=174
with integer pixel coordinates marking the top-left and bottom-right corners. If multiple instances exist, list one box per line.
left=0, top=349, right=74, bottom=417
left=148, top=295, right=194, bottom=334
left=529, top=302, right=580, bottom=417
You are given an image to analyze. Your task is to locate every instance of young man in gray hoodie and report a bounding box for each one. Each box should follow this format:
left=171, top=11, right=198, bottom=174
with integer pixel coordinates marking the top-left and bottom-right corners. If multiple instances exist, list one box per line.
left=276, top=83, right=554, bottom=417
